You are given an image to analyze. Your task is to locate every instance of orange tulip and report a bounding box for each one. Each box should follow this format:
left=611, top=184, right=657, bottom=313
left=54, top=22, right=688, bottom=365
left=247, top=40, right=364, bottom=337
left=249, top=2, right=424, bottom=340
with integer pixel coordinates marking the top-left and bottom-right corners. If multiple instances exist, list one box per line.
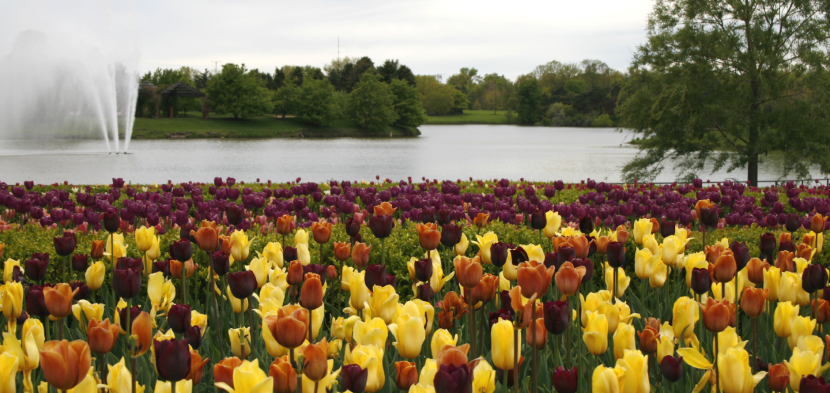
left=779, top=232, right=792, bottom=244
left=526, top=305, right=547, bottom=349
left=710, top=250, right=737, bottom=283
left=814, top=299, right=830, bottom=324
left=695, top=199, right=714, bottom=218
left=704, top=243, right=726, bottom=263
left=455, top=256, right=483, bottom=289
left=288, top=260, right=304, bottom=286
left=277, top=215, right=294, bottom=235
left=569, top=235, right=594, bottom=258
left=374, top=202, right=397, bottom=216
left=265, top=305, right=309, bottom=349
left=774, top=250, right=796, bottom=272
left=555, top=262, right=586, bottom=297
left=471, top=274, right=499, bottom=306
left=300, top=339, right=329, bottom=381
left=270, top=356, right=297, bottom=393
left=352, top=242, right=372, bottom=269
left=171, top=259, right=198, bottom=279
left=191, top=226, right=219, bottom=252
left=219, top=235, right=233, bottom=255
left=699, top=298, right=734, bottom=333
left=552, top=237, right=571, bottom=252
left=509, top=286, right=537, bottom=329
left=88, top=318, right=120, bottom=354
left=438, top=291, right=467, bottom=320
left=746, top=258, right=770, bottom=285
left=312, top=221, right=332, bottom=244
left=44, top=283, right=79, bottom=320
left=437, top=309, right=455, bottom=329
left=803, top=232, right=817, bottom=247
left=435, top=344, right=471, bottom=367
left=768, top=363, right=789, bottom=392
left=214, top=357, right=244, bottom=389
left=416, top=223, right=441, bottom=251
left=90, top=240, right=104, bottom=259
left=649, top=218, right=660, bottom=233
left=395, top=361, right=419, bottom=391
left=797, top=243, right=814, bottom=260
left=473, top=212, right=489, bottom=227
left=596, top=236, right=611, bottom=254
left=39, top=340, right=91, bottom=390
left=637, top=326, right=660, bottom=354
left=811, top=214, right=826, bottom=233
left=615, top=226, right=631, bottom=244
left=130, top=311, right=153, bottom=357
left=644, top=317, right=661, bottom=331
left=740, top=288, right=768, bottom=318
left=186, top=350, right=210, bottom=385
left=300, top=273, right=324, bottom=310
left=334, top=242, right=351, bottom=262
left=517, top=260, right=555, bottom=298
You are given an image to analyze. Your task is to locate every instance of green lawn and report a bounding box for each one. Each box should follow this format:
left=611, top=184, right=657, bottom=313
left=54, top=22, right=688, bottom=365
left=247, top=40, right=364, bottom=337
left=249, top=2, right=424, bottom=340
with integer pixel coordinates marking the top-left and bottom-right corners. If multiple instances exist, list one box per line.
left=132, top=113, right=417, bottom=139
left=426, top=110, right=509, bottom=124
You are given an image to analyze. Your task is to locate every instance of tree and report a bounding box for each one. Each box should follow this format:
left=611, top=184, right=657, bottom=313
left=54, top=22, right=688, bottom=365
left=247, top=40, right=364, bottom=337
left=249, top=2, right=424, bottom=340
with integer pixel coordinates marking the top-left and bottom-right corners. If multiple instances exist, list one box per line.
left=389, top=79, right=427, bottom=128
left=415, top=75, right=459, bottom=115
left=377, top=60, right=400, bottom=83
left=617, top=0, right=830, bottom=184
left=347, top=72, right=398, bottom=131
left=207, top=63, right=272, bottom=119
left=515, top=78, right=544, bottom=124
left=273, top=82, right=298, bottom=119
left=294, top=78, right=338, bottom=126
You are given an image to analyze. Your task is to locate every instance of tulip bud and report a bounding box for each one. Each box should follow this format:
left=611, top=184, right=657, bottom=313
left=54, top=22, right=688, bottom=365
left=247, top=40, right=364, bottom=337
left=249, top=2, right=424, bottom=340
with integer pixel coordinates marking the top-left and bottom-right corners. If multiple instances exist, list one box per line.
left=299, top=339, right=329, bottom=381
left=801, top=375, right=830, bottom=392
left=44, top=283, right=78, bottom=320
left=287, top=260, right=304, bottom=286
left=90, top=240, right=105, bottom=259
left=192, top=226, right=219, bottom=252
left=472, top=274, right=499, bottom=306
left=340, top=364, right=368, bottom=393
left=760, top=232, right=777, bottom=260
left=227, top=271, right=257, bottom=300
left=700, top=298, right=733, bottom=333
left=170, top=239, right=193, bottom=262
left=416, top=222, right=440, bottom=251
left=767, top=363, right=789, bottom=392
left=552, top=366, right=578, bottom=393
left=745, top=258, right=769, bottom=286
left=729, top=241, right=750, bottom=270
left=53, top=231, right=77, bottom=256
left=300, top=273, right=324, bottom=310
left=606, top=242, right=625, bottom=268
left=711, top=250, right=737, bottom=283
left=71, top=254, right=89, bottom=272
left=368, top=214, right=394, bottom=239
left=440, top=224, right=463, bottom=248
left=414, top=258, right=433, bottom=282
left=25, top=254, right=49, bottom=281
left=365, top=264, right=396, bottom=289
left=265, top=305, right=309, bottom=349
left=277, top=215, right=294, bottom=235
left=543, top=301, right=570, bottom=335
left=554, top=262, right=586, bottom=297
left=812, top=214, right=826, bottom=233
left=154, top=338, right=191, bottom=382
left=152, top=259, right=171, bottom=276
left=395, top=361, right=419, bottom=391
left=814, top=299, right=830, bottom=324
left=638, top=326, right=660, bottom=354
left=691, top=268, right=712, bottom=295
left=40, top=340, right=92, bottom=390
left=326, top=265, right=337, bottom=281
left=351, top=242, right=371, bottom=269
left=490, top=242, right=509, bottom=268
left=312, top=221, right=332, bottom=244
left=168, top=304, right=192, bottom=334
left=803, top=264, right=828, bottom=293
left=434, top=364, right=470, bottom=393
left=741, top=288, right=768, bottom=318
left=699, top=206, right=719, bottom=227
left=185, top=326, right=202, bottom=349
left=88, top=318, right=120, bottom=354
left=270, top=356, right=298, bottom=393
left=660, top=356, right=683, bottom=382
left=517, top=260, right=555, bottom=298
left=333, top=242, right=351, bottom=262
left=113, top=266, right=141, bottom=299
left=455, top=256, right=483, bottom=289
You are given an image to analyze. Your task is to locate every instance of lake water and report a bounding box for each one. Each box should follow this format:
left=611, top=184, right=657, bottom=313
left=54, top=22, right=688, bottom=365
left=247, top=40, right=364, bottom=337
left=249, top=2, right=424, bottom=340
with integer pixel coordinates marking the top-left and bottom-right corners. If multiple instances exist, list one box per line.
left=0, top=125, right=821, bottom=184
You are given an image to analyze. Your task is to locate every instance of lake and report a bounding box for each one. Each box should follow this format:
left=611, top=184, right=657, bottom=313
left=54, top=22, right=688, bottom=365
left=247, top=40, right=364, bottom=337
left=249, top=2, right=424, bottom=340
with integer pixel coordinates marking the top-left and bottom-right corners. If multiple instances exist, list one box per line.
left=0, top=125, right=821, bottom=184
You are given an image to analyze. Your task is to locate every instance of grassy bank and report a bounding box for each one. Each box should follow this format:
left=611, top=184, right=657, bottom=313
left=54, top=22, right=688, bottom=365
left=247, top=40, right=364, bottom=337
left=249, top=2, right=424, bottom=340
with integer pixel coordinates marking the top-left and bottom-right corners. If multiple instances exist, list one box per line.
left=426, top=109, right=510, bottom=124
left=131, top=113, right=419, bottom=139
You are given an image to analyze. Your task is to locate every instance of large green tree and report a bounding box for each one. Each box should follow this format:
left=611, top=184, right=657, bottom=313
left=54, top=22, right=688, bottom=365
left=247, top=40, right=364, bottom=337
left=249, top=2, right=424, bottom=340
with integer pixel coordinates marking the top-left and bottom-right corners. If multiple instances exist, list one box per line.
left=389, top=79, right=427, bottom=128
left=206, top=63, right=272, bottom=119
left=515, top=78, right=544, bottom=124
left=347, top=72, right=398, bottom=131
left=295, top=78, right=339, bottom=126
left=618, top=0, right=830, bottom=184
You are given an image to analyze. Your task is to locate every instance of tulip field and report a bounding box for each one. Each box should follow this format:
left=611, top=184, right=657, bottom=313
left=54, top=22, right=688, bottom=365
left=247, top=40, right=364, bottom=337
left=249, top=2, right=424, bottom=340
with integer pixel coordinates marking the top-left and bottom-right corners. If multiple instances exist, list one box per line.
left=2, top=177, right=830, bottom=393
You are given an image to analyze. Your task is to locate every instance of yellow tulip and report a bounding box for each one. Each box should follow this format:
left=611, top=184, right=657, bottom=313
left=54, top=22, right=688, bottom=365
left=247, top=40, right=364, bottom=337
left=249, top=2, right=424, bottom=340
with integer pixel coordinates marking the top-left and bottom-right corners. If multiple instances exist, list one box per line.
left=148, top=272, right=176, bottom=317
left=261, top=242, right=284, bottom=268
left=662, top=235, right=684, bottom=267
left=230, top=230, right=251, bottom=263
left=85, top=262, right=105, bottom=291
left=230, top=327, right=252, bottom=359
left=583, top=311, right=609, bottom=355
left=0, top=352, right=17, bottom=393
left=785, top=347, right=825, bottom=392
left=301, top=359, right=340, bottom=393
left=65, top=370, right=99, bottom=393
left=389, top=313, right=426, bottom=359
left=659, top=321, right=675, bottom=343
left=716, top=327, right=746, bottom=355
left=634, top=248, right=656, bottom=279
left=592, top=364, right=626, bottom=393
left=650, top=259, right=668, bottom=288
left=331, top=315, right=360, bottom=342
left=684, top=252, right=707, bottom=288
left=543, top=211, right=562, bottom=238
left=349, top=271, right=370, bottom=311
left=346, top=344, right=385, bottom=393
left=1, top=260, right=19, bottom=284
left=145, top=234, right=160, bottom=266
left=672, top=297, right=699, bottom=340
left=246, top=256, right=270, bottom=288
left=153, top=380, right=192, bottom=393
left=774, top=301, right=799, bottom=338
left=472, top=232, right=498, bottom=264
left=502, top=254, right=518, bottom=281
left=580, top=291, right=613, bottom=326
left=455, top=233, right=469, bottom=256
left=106, top=233, right=125, bottom=253
left=328, top=339, right=342, bottom=359
left=367, top=285, right=399, bottom=324
left=2, top=282, right=23, bottom=322
left=268, top=266, right=289, bottom=291
left=764, top=266, right=781, bottom=302
left=214, top=359, right=273, bottom=393
left=22, top=319, right=44, bottom=351
left=297, top=243, right=311, bottom=266
left=718, top=347, right=766, bottom=393
left=604, top=264, right=630, bottom=298
left=471, top=360, right=496, bottom=393
left=490, top=319, right=517, bottom=370
left=71, top=300, right=104, bottom=333
left=642, top=234, right=659, bottom=255
left=419, top=359, right=438, bottom=387
left=294, top=229, right=309, bottom=246
left=406, top=300, right=435, bottom=335
left=618, top=350, right=649, bottom=393
left=797, top=335, right=825, bottom=355
left=780, top=272, right=809, bottom=305
left=227, top=286, right=249, bottom=314
left=633, top=218, right=653, bottom=245
left=407, top=253, right=455, bottom=294
left=410, top=384, right=437, bottom=393
left=135, top=226, right=155, bottom=252
left=353, top=317, right=388, bottom=348
left=613, top=324, right=636, bottom=360
left=190, top=311, right=207, bottom=335
left=520, top=244, right=545, bottom=264
left=340, top=265, right=354, bottom=291
left=107, top=242, right=126, bottom=261
left=431, top=329, right=458, bottom=358
left=104, top=357, right=143, bottom=393
left=311, top=304, right=325, bottom=341
left=787, top=316, right=817, bottom=350
left=656, top=336, right=674, bottom=363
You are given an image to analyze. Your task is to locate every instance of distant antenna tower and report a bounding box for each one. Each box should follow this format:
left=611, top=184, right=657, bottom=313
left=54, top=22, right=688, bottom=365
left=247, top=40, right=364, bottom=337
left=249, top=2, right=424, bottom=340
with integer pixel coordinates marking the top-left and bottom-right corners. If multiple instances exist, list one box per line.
left=337, top=37, right=340, bottom=62
left=212, top=61, right=219, bottom=74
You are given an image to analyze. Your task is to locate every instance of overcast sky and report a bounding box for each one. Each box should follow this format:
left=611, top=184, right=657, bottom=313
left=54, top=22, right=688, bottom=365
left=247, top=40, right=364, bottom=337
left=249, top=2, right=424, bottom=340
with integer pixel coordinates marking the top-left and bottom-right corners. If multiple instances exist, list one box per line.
left=4, top=0, right=656, bottom=80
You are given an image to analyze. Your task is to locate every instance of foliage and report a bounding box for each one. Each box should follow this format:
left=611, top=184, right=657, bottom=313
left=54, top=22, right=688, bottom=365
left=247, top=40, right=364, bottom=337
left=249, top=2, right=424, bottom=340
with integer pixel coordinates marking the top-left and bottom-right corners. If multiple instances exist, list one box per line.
left=294, top=78, right=339, bottom=126
left=515, top=78, right=544, bottom=124
left=347, top=72, right=398, bottom=131
left=389, top=79, right=427, bottom=128
left=206, top=63, right=272, bottom=119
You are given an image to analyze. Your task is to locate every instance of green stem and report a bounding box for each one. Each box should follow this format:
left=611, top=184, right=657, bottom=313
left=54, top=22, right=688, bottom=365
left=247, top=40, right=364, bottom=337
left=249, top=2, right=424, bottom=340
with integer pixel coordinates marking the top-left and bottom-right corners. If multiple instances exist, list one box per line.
left=381, top=238, right=386, bottom=267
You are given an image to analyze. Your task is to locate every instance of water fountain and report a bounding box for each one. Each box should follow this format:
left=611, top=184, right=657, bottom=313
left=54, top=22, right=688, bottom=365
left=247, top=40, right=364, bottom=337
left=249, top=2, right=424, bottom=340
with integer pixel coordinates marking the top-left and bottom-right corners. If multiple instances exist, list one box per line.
left=0, top=0, right=139, bottom=153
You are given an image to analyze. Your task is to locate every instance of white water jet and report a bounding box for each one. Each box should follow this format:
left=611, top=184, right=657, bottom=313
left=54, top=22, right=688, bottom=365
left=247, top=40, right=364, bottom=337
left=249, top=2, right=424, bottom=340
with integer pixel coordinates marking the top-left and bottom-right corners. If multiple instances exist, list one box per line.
left=0, top=0, right=139, bottom=153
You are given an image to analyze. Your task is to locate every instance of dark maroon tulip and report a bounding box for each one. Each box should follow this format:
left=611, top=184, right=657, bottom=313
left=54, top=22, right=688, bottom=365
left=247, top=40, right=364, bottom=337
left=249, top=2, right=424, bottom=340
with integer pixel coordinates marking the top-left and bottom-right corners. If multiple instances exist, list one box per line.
left=228, top=271, right=257, bottom=299
left=103, top=210, right=120, bottom=233
left=345, top=218, right=361, bottom=239
left=499, top=290, right=513, bottom=313
left=488, top=309, right=513, bottom=329
left=154, top=339, right=191, bottom=382
left=572, top=258, right=594, bottom=283
left=71, top=254, right=89, bottom=272
left=510, top=246, right=529, bottom=265
left=801, top=375, right=830, bottom=393
left=660, top=356, right=683, bottom=382
left=436, top=208, right=452, bottom=226
left=340, top=364, right=368, bottom=393
left=365, top=264, right=396, bottom=289
left=26, top=286, right=48, bottom=317
left=152, top=260, right=171, bottom=276
left=434, top=364, right=471, bottom=393
left=25, top=255, right=49, bottom=281
left=660, top=220, right=676, bottom=238
left=417, top=284, right=435, bottom=302
left=786, top=213, right=802, bottom=233
left=543, top=301, right=570, bottom=335
left=70, top=282, right=90, bottom=301
left=119, top=305, right=141, bottom=332
left=226, top=205, right=244, bottom=226
left=113, top=267, right=141, bottom=299
left=185, top=326, right=202, bottom=350
left=730, top=241, right=750, bottom=270
left=691, top=268, right=712, bottom=295
left=302, top=264, right=327, bottom=277
left=169, top=239, right=193, bottom=262
left=17, top=310, right=28, bottom=325
left=530, top=210, right=546, bottom=230
left=24, top=181, right=34, bottom=190
left=168, top=304, right=192, bottom=334
left=558, top=246, right=575, bottom=264
left=211, top=251, right=230, bottom=276
left=440, top=223, right=463, bottom=248
left=283, top=246, right=298, bottom=264
left=552, top=366, right=578, bottom=393
left=803, top=264, right=828, bottom=293
left=606, top=242, right=626, bottom=268
left=368, top=214, right=394, bottom=239
left=490, top=242, right=509, bottom=267
left=53, top=231, right=77, bottom=256
left=779, top=240, right=795, bottom=253
left=414, top=258, right=433, bottom=282
left=544, top=252, right=559, bottom=270
left=579, top=216, right=594, bottom=234
left=699, top=206, right=719, bottom=227
left=116, top=257, right=144, bottom=273
left=760, top=232, right=777, bottom=261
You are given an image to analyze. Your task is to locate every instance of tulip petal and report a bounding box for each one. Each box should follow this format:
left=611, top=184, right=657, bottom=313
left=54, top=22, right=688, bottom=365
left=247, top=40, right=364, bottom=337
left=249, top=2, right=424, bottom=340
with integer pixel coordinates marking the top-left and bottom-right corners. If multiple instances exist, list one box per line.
left=677, top=348, right=712, bottom=369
